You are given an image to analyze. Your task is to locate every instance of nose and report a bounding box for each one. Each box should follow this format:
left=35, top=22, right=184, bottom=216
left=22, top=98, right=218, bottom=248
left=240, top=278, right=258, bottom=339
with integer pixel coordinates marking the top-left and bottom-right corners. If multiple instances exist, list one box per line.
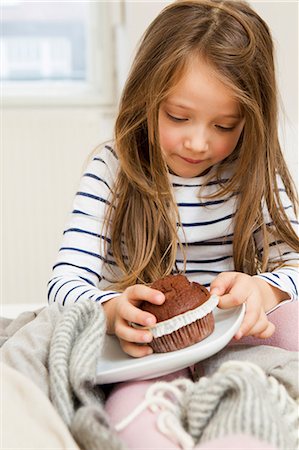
left=184, top=126, right=209, bottom=153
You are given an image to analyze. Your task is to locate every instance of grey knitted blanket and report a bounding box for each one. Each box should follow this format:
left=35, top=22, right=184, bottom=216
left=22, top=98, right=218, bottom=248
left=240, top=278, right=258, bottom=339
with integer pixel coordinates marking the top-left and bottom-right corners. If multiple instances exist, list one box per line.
left=1, top=300, right=298, bottom=450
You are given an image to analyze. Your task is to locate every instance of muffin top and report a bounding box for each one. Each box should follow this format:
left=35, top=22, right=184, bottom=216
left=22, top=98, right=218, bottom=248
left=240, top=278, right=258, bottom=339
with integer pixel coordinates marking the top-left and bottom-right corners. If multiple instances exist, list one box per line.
left=140, top=274, right=210, bottom=322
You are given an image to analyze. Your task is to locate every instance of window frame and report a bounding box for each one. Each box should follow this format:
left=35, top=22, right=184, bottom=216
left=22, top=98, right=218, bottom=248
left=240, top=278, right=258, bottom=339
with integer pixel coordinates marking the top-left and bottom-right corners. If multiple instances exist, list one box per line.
left=1, top=2, right=119, bottom=107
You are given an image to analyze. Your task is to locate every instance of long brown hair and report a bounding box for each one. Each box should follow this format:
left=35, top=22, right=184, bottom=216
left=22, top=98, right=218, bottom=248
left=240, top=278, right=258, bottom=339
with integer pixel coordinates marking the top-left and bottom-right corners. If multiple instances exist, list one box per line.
left=103, top=0, right=298, bottom=290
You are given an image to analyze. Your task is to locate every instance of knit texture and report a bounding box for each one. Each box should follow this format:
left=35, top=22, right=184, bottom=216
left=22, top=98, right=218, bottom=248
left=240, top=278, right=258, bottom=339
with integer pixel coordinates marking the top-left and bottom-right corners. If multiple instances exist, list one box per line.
left=48, top=300, right=125, bottom=450
left=2, top=301, right=298, bottom=450
left=185, top=361, right=299, bottom=449
left=116, top=361, right=298, bottom=450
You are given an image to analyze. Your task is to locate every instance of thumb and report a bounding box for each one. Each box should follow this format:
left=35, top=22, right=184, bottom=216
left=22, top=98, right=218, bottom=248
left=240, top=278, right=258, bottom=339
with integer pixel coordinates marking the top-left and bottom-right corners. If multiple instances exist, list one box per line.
left=210, top=272, right=236, bottom=296
left=210, top=285, right=225, bottom=296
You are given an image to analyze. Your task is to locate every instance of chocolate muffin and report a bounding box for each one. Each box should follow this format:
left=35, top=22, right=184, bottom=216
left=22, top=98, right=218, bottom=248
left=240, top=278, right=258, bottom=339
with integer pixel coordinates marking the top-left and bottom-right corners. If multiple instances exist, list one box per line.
left=138, top=274, right=219, bottom=353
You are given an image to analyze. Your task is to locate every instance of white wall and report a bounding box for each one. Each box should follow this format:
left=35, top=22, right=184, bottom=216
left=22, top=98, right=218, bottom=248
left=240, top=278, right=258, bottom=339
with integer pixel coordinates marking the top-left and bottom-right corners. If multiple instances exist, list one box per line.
left=2, top=107, right=115, bottom=306
left=252, top=1, right=298, bottom=184
left=2, top=1, right=298, bottom=307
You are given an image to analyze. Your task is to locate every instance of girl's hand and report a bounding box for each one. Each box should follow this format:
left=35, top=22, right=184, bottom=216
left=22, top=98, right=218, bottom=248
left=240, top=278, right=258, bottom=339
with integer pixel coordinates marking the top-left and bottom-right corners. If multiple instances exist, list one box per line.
left=210, top=272, right=288, bottom=340
left=102, top=285, right=165, bottom=357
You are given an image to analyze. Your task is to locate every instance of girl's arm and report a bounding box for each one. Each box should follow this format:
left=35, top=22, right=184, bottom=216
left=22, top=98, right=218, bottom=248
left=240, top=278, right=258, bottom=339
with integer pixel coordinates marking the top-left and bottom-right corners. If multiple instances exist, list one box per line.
left=48, top=145, right=121, bottom=306
left=210, top=176, right=298, bottom=339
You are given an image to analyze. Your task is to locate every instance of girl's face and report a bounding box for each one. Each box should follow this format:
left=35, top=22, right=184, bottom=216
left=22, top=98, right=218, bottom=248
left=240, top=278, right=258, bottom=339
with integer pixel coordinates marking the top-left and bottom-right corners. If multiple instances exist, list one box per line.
left=158, top=58, right=245, bottom=178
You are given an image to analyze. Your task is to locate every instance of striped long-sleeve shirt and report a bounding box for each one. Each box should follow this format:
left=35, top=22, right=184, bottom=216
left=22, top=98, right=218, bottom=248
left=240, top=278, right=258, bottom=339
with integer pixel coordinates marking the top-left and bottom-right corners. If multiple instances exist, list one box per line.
left=48, top=144, right=299, bottom=308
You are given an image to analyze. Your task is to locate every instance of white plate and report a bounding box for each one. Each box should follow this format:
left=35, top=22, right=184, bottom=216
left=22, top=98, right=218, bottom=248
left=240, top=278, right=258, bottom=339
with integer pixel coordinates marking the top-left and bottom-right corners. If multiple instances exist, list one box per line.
left=96, top=304, right=245, bottom=384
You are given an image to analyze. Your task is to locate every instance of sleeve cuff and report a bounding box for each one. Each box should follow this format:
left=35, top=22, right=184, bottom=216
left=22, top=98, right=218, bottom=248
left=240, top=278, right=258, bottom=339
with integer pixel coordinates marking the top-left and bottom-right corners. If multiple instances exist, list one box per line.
left=253, top=273, right=295, bottom=314
left=94, top=291, right=122, bottom=303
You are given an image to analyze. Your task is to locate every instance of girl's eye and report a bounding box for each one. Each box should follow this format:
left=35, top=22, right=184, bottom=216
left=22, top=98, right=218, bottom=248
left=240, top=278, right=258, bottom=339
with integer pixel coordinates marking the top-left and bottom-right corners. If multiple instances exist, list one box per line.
left=166, top=113, right=187, bottom=122
left=215, top=125, right=236, bottom=132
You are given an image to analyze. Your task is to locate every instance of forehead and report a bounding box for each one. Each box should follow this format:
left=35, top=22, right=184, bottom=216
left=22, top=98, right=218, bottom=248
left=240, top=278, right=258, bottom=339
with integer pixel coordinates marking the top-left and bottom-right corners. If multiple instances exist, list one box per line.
left=165, top=57, right=240, bottom=115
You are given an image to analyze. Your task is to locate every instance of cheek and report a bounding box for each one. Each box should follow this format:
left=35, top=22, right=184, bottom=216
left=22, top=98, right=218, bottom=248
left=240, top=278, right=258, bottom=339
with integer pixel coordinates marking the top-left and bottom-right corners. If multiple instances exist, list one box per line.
left=159, top=127, right=177, bottom=151
left=214, top=134, right=241, bottom=159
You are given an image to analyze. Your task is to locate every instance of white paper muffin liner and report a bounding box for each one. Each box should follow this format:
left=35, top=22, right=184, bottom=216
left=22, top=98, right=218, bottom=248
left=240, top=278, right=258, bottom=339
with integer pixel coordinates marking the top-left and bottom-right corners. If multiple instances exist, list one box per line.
left=133, top=294, right=219, bottom=338
left=151, top=313, right=214, bottom=352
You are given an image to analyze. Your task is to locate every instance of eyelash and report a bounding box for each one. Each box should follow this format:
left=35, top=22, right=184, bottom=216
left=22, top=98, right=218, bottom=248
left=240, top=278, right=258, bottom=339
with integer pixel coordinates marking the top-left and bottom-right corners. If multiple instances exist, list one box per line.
left=215, top=125, right=236, bottom=132
left=166, top=113, right=187, bottom=122
left=166, top=113, right=237, bottom=132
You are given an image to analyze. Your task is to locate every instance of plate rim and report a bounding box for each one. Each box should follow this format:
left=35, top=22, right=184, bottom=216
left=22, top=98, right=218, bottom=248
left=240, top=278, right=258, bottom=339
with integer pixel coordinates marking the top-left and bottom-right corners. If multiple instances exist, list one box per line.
left=96, top=303, right=245, bottom=383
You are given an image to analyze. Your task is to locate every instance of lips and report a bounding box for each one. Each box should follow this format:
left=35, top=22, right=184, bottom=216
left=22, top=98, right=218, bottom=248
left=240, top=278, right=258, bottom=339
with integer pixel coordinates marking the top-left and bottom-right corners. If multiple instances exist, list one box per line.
left=180, top=156, right=203, bottom=164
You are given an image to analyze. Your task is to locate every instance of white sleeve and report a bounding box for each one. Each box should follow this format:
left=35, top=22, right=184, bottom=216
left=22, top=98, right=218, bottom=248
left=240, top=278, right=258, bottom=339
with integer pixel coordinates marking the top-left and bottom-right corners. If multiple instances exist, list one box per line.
left=48, top=145, right=122, bottom=306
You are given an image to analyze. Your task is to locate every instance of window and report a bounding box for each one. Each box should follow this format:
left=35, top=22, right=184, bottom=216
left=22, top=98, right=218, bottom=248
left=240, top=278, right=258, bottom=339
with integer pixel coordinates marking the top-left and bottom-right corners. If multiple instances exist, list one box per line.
left=1, top=1, right=118, bottom=105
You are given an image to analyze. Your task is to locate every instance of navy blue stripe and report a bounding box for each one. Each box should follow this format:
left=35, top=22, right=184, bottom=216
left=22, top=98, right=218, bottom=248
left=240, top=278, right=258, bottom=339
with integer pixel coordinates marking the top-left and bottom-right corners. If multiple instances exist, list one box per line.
left=173, top=269, right=221, bottom=275
left=172, top=178, right=229, bottom=188
left=272, top=273, right=280, bottom=279
left=74, top=289, right=94, bottom=303
left=269, top=240, right=284, bottom=247
left=181, top=213, right=234, bottom=227
left=182, top=240, right=233, bottom=246
left=178, top=196, right=235, bottom=207
left=105, top=145, right=118, bottom=159
left=95, top=291, right=119, bottom=302
left=53, top=262, right=101, bottom=281
left=83, top=173, right=111, bottom=190
left=62, top=285, right=89, bottom=306
left=176, top=255, right=232, bottom=264
left=62, top=286, right=80, bottom=305
left=72, top=209, right=91, bottom=216
left=76, top=191, right=110, bottom=205
left=47, top=276, right=60, bottom=286
left=59, top=246, right=117, bottom=265
left=280, top=251, right=298, bottom=258
left=78, top=276, right=96, bottom=286
left=47, top=278, right=60, bottom=301
left=94, top=156, right=107, bottom=165
left=53, top=279, right=77, bottom=303
left=266, top=219, right=299, bottom=227
left=63, top=228, right=111, bottom=243
left=287, top=275, right=298, bottom=296
left=259, top=274, right=281, bottom=288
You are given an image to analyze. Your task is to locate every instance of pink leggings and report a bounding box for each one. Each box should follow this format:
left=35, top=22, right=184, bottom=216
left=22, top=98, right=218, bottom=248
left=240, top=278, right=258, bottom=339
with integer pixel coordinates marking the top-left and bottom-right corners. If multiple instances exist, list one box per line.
left=105, top=302, right=298, bottom=449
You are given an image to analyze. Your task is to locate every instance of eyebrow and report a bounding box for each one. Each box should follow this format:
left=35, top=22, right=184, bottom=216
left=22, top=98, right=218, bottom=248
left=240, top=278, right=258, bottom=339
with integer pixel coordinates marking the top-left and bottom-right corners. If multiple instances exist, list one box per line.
left=165, top=101, right=241, bottom=119
left=217, top=114, right=241, bottom=119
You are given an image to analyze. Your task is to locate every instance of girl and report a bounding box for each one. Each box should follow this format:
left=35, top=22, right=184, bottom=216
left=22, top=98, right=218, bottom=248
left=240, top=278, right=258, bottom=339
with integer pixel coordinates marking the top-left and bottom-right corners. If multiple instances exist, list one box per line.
left=48, top=0, right=298, bottom=448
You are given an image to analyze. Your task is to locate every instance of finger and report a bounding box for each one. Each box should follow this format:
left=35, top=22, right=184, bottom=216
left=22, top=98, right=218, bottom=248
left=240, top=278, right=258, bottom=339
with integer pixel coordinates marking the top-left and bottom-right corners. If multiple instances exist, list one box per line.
left=236, top=307, right=274, bottom=340
left=239, top=305, right=262, bottom=336
left=119, top=301, right=157, bottom=327
left=241, top=311, right=268, bottom=337
left=247, top=312, right=275, bottom=338
left=254, top=321, right=275, bottom=339
left=115, top=318, right=153, bottom=344
left=210, top=272, right=237, bottom=296
left=217, top=276, right=255, bottom=310
left=211, top=273, right=254, bottom=309
left=217, top=292, right=245, bottom=309
left=120, top=339, right=153, bottom=358
left=126, top=285, right=165, bottom=306
left=234, top=301, right=262, bottom=339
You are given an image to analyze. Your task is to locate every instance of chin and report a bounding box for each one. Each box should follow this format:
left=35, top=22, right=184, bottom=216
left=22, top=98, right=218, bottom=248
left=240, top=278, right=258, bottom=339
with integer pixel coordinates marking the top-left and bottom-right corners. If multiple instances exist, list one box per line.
left=170, top=166, right=211, bottom=178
